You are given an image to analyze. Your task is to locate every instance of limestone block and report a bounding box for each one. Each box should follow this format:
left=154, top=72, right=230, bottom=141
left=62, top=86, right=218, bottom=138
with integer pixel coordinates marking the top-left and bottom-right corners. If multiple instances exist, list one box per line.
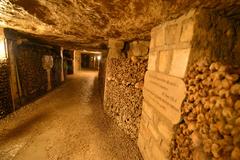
left=150, top=37, right=155, bottom=50
left=143, top=71, right=186, bottom=124
left=180, top=18, right=195, bottom=42
left=148, top=51, right=157, bottom=71
left=165, top=24, right=178, bottom=45
left=155, top=26, right=165, bottom=47
left=157, top=119, right=173, bottom=141
left=150, top=29, right=157, bottom=50
left=141, top=111, right=150, bottom=128
left=169, top=48, right=191, bottom=78
left=143, top=102, right=154, bottom=119
left=139, top=118, right=148, bottom=137
left=158, top=50, right=173, bottom=73
left=138, top=134, right=146, bottom=151
left=148, top=123, right=160, bottom=140
left=139, top=70, right=186, bottom=159
left=152, top=142, right=168, bottom=160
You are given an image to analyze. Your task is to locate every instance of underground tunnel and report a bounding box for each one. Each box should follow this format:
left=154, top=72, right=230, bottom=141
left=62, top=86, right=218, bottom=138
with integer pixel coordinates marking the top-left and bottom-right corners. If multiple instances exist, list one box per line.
left=1, top=0, right=240, bottom=160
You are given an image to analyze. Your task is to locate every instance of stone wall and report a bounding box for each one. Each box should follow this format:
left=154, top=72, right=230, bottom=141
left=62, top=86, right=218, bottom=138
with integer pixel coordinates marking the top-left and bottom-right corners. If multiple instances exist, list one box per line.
left=0, top=59, right=12, bottom=118
left=138, top=9, right=240, bottom=160
left=189, top=9, right=239, bottom=66
left=138, top=10, right=194, bottom=160
left=104, top=57, right=148, bottom=139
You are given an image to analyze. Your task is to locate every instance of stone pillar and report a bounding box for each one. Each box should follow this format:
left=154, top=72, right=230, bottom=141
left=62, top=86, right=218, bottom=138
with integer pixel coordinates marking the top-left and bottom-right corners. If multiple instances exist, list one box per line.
left=2, top=29, right=19, bottom=111
left=73, top=50, right=76, bottom=74
left=79, top=52, right=81, bottom=71
left=94, top=56, right=96, bottom=69
left=46, top=70, right=51, bottom=90
left=60, top=47, right=64, bottom=82
left=103, top=39, right=124, bottom=109
left=7, top=40, right=19, bottom=110
left=73, top=50, right=81, bottom=73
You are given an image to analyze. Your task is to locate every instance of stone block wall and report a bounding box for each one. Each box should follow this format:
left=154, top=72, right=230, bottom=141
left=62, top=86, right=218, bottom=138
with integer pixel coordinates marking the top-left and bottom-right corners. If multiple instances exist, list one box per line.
left=104, top=57, right=148, bottom=139
left=0, top=59, right=12, bottom=118
left=138, top=9, right=240, bottom=160
left=138, top=10, right=194, bottom=160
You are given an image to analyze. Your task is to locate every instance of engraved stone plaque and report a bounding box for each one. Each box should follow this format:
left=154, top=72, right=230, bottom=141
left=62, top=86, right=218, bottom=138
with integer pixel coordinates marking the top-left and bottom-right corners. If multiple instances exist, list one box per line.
left=143, top=71, right=186, bottom=124
left=139, top=71, right=186, bottom=159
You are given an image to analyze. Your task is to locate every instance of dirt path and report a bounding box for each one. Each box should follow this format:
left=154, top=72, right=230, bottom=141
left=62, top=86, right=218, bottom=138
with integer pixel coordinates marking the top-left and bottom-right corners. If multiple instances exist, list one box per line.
left=0, top=71, right=143, bottom=160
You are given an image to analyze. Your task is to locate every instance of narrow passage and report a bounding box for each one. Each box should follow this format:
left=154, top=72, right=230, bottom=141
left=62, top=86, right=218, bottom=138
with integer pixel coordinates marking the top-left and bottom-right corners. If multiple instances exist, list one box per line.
left=0, top=71, right=142, bottom=160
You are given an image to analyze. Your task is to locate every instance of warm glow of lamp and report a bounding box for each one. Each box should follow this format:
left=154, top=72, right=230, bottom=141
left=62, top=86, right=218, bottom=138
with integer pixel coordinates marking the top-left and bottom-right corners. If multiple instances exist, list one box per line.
left=97, top=56, right=101, bottom=60
left=0, top=39, right=6, bottom=59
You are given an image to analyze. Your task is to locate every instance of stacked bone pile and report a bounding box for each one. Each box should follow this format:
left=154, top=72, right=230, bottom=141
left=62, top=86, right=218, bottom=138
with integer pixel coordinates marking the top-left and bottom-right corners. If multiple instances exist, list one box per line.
left=104, top=56, right=148, bottom=139
left=16, top=46, right=48, bottom=100
left=170, top=58, right=240, bottom=160
left=0, top=59, right=12, bottom=118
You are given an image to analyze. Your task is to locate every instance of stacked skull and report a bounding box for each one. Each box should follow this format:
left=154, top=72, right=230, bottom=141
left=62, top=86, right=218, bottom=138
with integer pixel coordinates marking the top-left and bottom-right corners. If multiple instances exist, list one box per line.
left=170, top=58, right=240, bottom=160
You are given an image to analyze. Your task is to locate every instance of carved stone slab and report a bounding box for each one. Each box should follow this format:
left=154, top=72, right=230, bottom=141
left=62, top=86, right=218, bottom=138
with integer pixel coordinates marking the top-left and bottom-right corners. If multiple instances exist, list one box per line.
left=143, top=71, right=186, bottom=124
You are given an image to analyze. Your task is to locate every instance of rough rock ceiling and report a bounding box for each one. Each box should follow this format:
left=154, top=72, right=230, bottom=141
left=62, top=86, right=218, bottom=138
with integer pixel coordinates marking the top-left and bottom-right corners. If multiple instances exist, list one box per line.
left=0, top=0, right=240, bottom=49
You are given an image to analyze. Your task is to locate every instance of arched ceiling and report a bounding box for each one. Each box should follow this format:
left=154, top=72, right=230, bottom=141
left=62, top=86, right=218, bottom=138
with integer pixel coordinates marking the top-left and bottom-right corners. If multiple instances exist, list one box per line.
left=0, top=0, right=240, bottom=49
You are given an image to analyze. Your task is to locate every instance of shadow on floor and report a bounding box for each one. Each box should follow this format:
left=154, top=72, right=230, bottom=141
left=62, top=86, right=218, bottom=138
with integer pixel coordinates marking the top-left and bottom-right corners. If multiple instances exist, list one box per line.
left=0, top=111, right=50, bottom=143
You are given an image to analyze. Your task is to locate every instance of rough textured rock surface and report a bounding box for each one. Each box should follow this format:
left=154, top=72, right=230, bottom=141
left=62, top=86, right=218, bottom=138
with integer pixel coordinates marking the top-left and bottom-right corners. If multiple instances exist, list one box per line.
left=104, top=57, right=148, bottom=139
left=1, top=0, right=240, bottom=48
left=0, top=59, right=12, bottom=119
left=170, top=58, right=240, bottom=160
left=189, top=9, right=240, bottom=66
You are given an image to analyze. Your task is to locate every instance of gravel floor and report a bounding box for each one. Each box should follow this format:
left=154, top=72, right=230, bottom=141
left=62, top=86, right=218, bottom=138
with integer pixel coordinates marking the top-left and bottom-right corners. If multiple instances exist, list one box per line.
left=0, top=71, right=143, bottom=160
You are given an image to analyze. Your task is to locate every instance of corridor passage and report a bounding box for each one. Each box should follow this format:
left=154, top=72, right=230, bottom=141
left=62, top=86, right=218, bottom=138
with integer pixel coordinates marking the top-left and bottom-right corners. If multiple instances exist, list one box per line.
left=0, top=71, right=142, bottom=160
